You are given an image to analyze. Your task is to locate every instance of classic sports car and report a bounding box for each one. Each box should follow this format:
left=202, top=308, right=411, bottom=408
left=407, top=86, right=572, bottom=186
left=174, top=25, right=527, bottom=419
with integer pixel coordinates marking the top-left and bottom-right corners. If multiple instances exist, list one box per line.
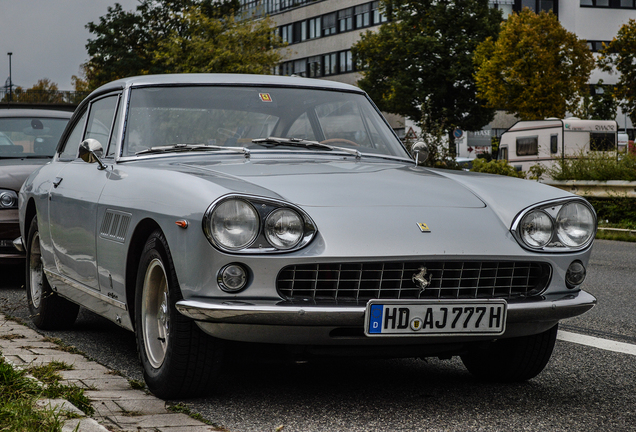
left=0, top=109, right=72, bottom=263
left=17, top=74, right=596, bottom=399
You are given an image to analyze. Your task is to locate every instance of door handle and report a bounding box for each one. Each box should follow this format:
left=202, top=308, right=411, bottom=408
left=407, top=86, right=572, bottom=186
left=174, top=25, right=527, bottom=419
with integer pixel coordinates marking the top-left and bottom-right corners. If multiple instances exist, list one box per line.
left=53, top=177, right=63, bottom=188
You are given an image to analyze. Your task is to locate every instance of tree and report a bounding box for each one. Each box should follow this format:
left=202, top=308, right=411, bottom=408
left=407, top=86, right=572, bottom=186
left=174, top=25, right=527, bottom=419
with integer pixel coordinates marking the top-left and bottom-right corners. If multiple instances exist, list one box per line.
left=474, top=8, right=594, bottom=121
left=81, top=0, right=282, bottom=90
left=598, top=19, right=636, bottom=126
left=21, top=79, right=64, bottom=103
left=153, top=8, right=285, bottom=75
left=352, top=0, right=501, bottom=153
left=574, top=80, right=618, bottom=121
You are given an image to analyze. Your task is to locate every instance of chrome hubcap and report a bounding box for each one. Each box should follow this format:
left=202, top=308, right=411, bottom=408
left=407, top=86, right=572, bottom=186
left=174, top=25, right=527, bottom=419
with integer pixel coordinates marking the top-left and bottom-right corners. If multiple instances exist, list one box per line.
left=29, top=232, right=43, bottom=309
left=141, top=258, right=170, bottom=369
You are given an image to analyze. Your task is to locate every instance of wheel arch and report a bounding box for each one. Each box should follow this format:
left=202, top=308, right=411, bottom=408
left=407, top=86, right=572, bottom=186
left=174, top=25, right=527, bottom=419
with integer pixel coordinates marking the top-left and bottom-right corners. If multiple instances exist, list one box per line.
left=126, top=218, right=162, bottom=331
left=24, top=198, right=37, bottom=239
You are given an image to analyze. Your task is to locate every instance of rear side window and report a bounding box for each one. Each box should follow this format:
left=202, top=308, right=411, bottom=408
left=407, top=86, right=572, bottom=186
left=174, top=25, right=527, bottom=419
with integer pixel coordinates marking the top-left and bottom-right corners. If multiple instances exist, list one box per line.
left=550, top=134, right=558, bottom=154
left=516, top=136, right=538, bottom=156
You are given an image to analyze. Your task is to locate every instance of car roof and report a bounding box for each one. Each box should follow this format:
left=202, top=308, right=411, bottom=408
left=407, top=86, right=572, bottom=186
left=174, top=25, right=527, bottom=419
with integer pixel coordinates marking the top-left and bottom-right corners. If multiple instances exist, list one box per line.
left=91, top=73, right=365, bottom=95
left=0, top=108, right=73, bottom=119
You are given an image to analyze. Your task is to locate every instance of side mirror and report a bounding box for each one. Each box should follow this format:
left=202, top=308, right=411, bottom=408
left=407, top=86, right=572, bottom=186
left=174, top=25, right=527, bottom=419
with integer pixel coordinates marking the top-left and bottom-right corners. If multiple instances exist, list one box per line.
left=79, top=139, right=107, bottom=170
left=412, top=141, right=429, bottom=166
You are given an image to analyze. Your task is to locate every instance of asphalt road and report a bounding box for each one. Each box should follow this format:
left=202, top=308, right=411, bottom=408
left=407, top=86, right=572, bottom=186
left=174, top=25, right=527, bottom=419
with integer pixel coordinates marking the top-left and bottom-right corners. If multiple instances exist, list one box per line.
left=1, top=239, right=635, bottom=431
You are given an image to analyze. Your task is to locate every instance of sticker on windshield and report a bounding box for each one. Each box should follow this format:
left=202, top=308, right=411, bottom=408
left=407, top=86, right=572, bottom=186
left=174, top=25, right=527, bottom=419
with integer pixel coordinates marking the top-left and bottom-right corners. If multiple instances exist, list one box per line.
left=259, top=93, right=273, bottom=102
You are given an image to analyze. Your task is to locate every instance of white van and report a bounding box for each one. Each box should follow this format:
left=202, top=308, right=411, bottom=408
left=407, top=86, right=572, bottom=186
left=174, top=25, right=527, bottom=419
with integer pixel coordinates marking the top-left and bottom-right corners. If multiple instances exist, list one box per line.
left=498, top=117, right=618, bottom=173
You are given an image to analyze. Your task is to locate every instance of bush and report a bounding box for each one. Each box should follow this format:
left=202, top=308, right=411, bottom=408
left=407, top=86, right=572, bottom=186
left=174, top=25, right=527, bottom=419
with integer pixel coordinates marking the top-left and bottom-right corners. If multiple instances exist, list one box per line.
left=587, top=197, right=636, bottom=227
left=549, top=152, right=636, bottom=181
left=470, top=158, right=524, bottom=178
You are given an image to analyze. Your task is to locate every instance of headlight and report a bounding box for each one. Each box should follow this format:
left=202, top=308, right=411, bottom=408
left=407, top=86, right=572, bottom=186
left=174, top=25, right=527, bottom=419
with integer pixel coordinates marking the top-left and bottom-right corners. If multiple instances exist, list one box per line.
left=208, top=199, right=259, bottom=250
left=0, top=190, right=18, bottom=209
left=512, top=198, right=596, bottom=252
left=265, top=208, right=304, bottom=250
left=204, top=194, right=317, bottom=253
left=556, top=202, right=595, bottom=247
left=519, top=210, right=553, bottom=248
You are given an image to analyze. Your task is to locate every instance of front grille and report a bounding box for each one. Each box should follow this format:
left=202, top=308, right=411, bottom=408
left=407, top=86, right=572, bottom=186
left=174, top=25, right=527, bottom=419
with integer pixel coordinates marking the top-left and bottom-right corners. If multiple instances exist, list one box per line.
left=277, top=261, right=551, bottom=303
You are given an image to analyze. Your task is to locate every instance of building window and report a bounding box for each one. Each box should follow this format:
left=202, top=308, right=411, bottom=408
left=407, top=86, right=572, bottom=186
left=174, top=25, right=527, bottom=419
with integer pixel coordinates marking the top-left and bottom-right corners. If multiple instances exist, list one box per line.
left=516, top=0, right=558, bottom=14
left=324, top=53, right=338, bottom=76
left=371, top=1, right=388, bottom=24
left=294, top=59, right=307, bottom=77
left=306, top=17, right=321, bottom=39
left=338, top=8, right=354, bottom=32
left=308, top=56, right=322, bottom=77
left=580, top=0, right=608, bottom=5
left=339, top=50, right=353, bottom=73
left=516, top=136, right=538, bottom=156
left=587, top=40, right=611, bottom=52
left=622, top=0, right=635, bottom=6
left=323, top=13, right=337, bottom=35
left=355, top=3, right=371, bottom=28
left=280, top=24, right=293, bottom=44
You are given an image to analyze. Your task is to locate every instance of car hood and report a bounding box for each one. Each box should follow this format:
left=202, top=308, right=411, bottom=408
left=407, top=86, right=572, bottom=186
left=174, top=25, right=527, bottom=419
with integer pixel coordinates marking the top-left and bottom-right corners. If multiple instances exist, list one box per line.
left=174, top=157, right=487, bottom=209
left=0, top=158, right=50, bottom=192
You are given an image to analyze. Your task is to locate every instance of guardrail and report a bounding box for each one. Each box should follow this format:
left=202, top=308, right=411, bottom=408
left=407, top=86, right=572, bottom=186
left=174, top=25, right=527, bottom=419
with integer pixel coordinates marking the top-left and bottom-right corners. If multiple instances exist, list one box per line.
left=542, top=180, right=636, bottom=198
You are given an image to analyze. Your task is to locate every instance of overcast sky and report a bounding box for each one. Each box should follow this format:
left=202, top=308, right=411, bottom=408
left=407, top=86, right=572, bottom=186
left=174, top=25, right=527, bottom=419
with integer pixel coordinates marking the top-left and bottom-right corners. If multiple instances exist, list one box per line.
left=0, top=0, right=139, bottom=90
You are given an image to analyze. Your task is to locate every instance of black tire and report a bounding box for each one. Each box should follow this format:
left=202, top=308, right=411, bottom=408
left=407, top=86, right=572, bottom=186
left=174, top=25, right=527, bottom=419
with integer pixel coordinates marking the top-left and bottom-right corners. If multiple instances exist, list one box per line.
left=460, top=324, right=558, bottom=382
left=25, top=216, right=79, bottom=330
left=135, top=230, right=223, bottom=399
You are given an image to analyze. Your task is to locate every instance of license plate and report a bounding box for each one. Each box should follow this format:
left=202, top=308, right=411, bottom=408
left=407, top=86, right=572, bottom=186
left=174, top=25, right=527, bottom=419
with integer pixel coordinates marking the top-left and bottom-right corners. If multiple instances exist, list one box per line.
left=364, top=299, right=507, bottom=337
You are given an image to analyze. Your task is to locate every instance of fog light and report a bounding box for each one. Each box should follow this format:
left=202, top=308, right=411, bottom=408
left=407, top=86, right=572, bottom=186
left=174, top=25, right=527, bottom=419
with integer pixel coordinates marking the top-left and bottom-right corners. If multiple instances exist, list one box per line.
left=218, top=264, right=248, bottom=292
left=565, top=261, right=586, bottom=288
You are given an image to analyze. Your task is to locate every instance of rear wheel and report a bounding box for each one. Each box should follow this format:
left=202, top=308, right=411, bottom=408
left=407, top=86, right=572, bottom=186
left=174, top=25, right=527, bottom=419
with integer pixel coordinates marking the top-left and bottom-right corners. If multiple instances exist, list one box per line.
left=135, top=230, right=223, bottom=399
left=25, top=216, right=79, bottom=330
left=460, top=324, right=558, bottom=382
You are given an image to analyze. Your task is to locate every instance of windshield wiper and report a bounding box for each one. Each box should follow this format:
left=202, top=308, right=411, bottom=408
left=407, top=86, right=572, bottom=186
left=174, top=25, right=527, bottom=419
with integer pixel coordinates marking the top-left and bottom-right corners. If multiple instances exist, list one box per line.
left=252, top=137, right=361, bottom=159
left=135, top=143, right=250, bottom=158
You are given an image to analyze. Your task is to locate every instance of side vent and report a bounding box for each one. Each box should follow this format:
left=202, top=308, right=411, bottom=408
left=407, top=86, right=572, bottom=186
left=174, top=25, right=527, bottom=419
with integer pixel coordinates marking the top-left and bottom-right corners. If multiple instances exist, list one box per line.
left=100, top=210, right=132, bottom=243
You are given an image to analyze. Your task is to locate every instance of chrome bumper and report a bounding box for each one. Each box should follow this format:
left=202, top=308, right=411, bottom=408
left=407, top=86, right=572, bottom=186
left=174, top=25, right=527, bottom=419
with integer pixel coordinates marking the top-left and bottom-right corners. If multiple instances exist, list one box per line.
left=176, top=290, right=596, bottom=327
left=13, top=237, right=24, bottom=253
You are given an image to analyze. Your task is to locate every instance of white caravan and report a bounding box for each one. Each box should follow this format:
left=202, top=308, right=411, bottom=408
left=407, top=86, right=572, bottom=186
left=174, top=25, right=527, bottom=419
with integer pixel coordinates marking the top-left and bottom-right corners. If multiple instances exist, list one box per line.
left=498, top=118, right=618, bottom=173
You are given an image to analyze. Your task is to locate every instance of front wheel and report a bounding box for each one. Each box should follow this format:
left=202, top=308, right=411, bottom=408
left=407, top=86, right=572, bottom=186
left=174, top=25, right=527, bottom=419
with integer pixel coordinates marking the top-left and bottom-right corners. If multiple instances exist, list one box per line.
left=135, top=230, right=223, bottom=399
left=460, top=324, right=558, bottom=382
left=25, top=216, right=79, bottom=330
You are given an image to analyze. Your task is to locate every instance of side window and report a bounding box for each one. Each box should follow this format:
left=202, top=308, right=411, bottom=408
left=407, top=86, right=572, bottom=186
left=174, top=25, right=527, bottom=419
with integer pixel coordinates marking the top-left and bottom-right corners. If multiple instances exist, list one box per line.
left=58, top=110, right=88, bottom=160
left=550, top=134, right=558, bottom=154
left=85, top=95, right=119, bottom=153
left=287, top=112, right=317, bottom=141
left=106, top=96, right=123, bottom=158
left=516, top=136, right=538, bottom=156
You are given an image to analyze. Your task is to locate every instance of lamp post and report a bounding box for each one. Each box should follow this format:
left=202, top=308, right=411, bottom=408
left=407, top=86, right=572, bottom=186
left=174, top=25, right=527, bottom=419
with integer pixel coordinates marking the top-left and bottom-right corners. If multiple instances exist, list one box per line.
left=7, top=52, right=12, bottom=103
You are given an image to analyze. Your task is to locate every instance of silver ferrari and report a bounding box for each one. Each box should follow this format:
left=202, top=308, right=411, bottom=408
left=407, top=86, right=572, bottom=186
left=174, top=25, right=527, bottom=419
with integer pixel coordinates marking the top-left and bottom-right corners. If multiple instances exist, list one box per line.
left=17, top=74, right=597, bottom=399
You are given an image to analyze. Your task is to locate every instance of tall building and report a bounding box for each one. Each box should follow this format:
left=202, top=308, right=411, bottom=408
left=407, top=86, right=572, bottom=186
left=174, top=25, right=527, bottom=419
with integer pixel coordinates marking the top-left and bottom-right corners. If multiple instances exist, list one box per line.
left=240, top=0, right=636, bottom=147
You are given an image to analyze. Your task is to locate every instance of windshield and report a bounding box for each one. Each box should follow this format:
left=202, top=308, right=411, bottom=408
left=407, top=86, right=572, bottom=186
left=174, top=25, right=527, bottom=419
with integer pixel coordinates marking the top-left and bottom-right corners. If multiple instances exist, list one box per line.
left=0, top=117, right=69, bottom=158
left=123, top=86, right=409, bottom=158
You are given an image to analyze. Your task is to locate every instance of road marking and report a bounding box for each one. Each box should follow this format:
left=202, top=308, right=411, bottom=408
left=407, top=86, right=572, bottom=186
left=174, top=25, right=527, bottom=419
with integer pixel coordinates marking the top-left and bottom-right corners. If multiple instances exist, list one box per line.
left=558, top=330, right=636, bottom=356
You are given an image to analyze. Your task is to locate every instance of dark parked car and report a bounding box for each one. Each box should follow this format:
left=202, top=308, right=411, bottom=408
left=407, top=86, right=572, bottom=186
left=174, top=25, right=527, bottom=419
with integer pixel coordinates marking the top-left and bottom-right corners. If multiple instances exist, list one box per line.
left=0, top=109, right=71, bottom=263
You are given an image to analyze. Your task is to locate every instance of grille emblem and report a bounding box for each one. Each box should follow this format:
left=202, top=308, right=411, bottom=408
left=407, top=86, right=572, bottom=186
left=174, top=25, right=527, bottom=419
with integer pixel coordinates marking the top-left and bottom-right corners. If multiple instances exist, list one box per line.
left=412, top=266, right=432, bottom=290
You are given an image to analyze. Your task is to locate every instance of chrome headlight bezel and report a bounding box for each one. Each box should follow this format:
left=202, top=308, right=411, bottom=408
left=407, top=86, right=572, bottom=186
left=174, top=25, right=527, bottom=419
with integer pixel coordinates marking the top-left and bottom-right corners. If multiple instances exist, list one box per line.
left=0, top=189, right=18, bottom=209
left=203, top=194, right=317, bottom=254
left=511, top=198, right=597, bottom=252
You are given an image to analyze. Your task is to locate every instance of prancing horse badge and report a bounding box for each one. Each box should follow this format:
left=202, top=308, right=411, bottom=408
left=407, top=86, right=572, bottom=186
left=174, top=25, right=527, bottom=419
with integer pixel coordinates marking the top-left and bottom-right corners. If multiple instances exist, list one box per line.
left=417, top=222, right=431, bottom=233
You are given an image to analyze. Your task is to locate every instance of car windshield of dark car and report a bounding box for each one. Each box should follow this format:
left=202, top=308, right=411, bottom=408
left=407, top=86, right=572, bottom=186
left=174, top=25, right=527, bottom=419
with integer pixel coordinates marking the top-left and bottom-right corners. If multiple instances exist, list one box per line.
left=123, top=85, right=409, bottom=158
left=0, top=117, right=68, bottom=158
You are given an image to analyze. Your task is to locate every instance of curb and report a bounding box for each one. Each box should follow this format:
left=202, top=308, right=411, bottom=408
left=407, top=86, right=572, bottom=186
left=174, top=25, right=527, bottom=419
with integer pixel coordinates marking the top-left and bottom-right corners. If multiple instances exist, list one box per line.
left=0, top=313, right=218, bottom=432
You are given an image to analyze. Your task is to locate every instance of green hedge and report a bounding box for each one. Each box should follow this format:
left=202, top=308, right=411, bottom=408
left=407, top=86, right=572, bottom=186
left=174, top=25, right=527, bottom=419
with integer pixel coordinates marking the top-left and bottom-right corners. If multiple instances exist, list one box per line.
left=587, top=197, right=636, bottom=228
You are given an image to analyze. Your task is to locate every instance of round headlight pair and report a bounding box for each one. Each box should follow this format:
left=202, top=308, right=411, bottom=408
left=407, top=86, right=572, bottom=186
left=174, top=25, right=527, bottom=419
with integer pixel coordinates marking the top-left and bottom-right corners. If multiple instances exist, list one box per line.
left=519, top=201, right=595, bottom=250
left=207, top=198, right=306, bottom=252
